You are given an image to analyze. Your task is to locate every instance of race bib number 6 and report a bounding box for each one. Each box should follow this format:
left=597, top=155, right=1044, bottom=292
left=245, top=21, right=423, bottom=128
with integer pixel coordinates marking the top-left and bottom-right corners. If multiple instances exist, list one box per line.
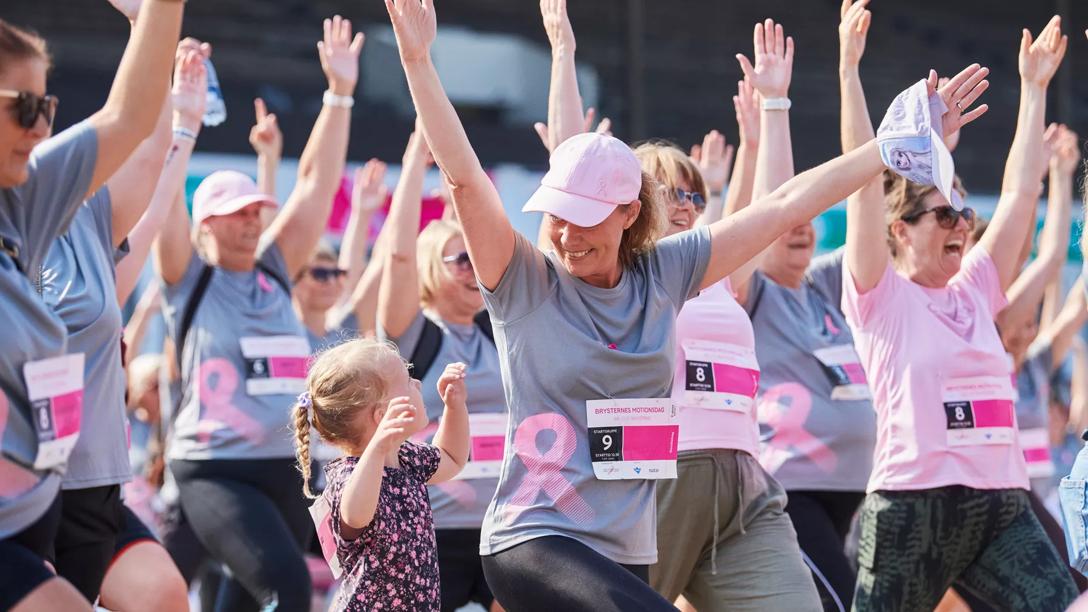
left=239, top=336, right=309, bottom=396
left=25, top=353, right=85, bottom=470
left=587, top=398, right=678, bottom=480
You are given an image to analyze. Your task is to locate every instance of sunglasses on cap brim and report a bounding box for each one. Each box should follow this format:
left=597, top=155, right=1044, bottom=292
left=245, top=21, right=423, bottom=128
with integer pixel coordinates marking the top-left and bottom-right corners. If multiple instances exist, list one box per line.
left=0, top=89, right=58, bottom=130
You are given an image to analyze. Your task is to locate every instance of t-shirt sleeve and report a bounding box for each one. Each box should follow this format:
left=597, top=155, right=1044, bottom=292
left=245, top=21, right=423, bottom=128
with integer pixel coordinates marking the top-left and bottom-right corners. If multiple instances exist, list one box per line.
left=952, top=246, right=1007, bottom=316
left=401, top=441, right=441, bottom=483
left=650, top=225, right=712, bottom=306
left=379, top=310, right=426, bottom=361
left=10, top=121, right=99, bottom=270
left=480, top=230, right=555, bottom=324
left=841, top=258, right=904, bottom=330
left=806, top=248, right=845, bottom=310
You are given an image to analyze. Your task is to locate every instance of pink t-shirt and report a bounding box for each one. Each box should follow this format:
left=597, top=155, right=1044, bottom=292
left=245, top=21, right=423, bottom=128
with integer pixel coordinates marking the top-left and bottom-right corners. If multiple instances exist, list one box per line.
left=672, top=279, right=761, bottom=455
left=841, top=247, right=1029, bottom=493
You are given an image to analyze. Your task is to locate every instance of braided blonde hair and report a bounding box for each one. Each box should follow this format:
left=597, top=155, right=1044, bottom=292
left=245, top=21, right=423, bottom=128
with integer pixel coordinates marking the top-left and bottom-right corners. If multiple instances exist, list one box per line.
left=292, top=338, right=405, bottom=498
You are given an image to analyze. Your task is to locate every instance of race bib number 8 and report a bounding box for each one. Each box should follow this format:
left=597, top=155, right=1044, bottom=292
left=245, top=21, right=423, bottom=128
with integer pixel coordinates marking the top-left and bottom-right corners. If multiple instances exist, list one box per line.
left=943, top=376, right=1015, bottom=447
left=681, top=340, right=760, bottom=412
left=25, top=353, right=85, bottom=470
left=587, top=398, right=677, bottom=480
left=239, top=336, right=309, bottom=396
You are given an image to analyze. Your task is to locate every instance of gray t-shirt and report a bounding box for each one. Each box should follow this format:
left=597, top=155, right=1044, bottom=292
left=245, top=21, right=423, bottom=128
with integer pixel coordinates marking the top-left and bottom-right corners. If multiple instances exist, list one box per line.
left=479, top=227, right=711, bottom=564
left=0, top=122, right=97, bottom=537
left=162, top=244, right=308, bottom=460
left=40, top=189, right=130, bottom=489
left=307, top=311, right=359, bottom=353
left=380, top=310, right=506, bottom=530
left=746, top=249, right=876, bottom=491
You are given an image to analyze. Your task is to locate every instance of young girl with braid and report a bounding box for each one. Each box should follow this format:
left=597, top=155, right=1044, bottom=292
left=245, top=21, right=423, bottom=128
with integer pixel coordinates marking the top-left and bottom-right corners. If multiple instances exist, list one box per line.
left=293, top=339, right=470, bottom=611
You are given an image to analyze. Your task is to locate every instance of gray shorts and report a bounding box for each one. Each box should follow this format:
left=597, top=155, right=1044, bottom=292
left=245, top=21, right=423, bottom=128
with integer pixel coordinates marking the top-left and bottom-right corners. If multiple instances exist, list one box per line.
left=651, top=449, right=821, bottom=612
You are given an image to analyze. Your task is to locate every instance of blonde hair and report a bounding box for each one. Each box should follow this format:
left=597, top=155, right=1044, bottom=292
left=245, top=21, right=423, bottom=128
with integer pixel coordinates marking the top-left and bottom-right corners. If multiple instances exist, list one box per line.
left=292, top=338, right=405, bottom=498
left=417, top=219, right=463, bottom=308
left=883, top=170, right=968, bottom=258
left=633, top=141, right=709, bottom=202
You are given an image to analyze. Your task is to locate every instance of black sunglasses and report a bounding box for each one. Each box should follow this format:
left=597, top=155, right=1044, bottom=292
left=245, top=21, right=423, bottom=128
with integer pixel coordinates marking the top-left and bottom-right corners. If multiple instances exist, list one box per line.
left=901, top=205, right=976, bottom=230
left=663, top=186, right=707, bottom=212
left=0, top=89, right=58, bottom=130
left=442, top=251, right=473, bottom=271
left=305, top=267, right=347, bottom=283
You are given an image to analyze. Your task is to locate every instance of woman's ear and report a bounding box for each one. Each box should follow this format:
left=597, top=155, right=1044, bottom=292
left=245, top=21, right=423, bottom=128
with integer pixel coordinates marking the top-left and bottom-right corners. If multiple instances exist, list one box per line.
left=622, top=200, right=642, bottom=230
left=890, top=219, right=911, bottom=251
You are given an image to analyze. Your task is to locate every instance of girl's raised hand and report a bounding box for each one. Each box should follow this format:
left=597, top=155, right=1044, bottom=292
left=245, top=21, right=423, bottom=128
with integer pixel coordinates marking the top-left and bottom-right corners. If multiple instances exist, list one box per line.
left=733, top=78, right=761, bottom=146
left=437, top=362, right=468, bottom=409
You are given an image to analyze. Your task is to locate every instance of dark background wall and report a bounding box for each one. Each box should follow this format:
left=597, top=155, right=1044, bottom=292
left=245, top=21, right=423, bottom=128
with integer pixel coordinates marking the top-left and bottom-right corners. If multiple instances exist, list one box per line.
left=8, top=0, right=1088, bottom=193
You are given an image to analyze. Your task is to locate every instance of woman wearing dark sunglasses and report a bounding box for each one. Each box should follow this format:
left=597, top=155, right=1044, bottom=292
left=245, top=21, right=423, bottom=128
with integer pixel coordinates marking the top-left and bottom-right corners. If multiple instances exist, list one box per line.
left=0, top=1, right=183, bottom=610
left=843, top=17, right=1078, bottom=611
left=377, top=126, right=507, bottom=612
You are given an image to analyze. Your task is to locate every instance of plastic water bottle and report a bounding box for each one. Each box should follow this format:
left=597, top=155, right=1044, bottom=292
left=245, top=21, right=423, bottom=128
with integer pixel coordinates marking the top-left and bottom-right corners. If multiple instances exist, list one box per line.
left=202, top=58, right=227, bottom=127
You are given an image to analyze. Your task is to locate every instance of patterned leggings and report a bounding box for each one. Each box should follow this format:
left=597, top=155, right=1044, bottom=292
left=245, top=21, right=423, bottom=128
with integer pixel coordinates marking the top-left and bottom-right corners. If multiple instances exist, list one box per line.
left=852, top=486, right=1078, bottom=612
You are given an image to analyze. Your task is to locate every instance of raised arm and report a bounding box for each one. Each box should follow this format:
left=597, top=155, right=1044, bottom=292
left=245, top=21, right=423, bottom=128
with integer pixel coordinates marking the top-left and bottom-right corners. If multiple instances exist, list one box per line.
left=267, top=16, right=363, bottom=277
left=732, top=19, right=794, bottom=303
left=540, top=0, right=586, bottom=151
left=122, top=282, right=162, bottom=366
left=1038, top=277, right=1088, bottom=372
left=88, top=0, right=184, bottom=197
left=116, top=47, right=206, bottom=303
left=378, top=130, right=431, bottom=338
left=249, top=98, right=283, bottom=229
left=386, top=0, right=515, bottom=291
left=978, top=16, right=1067, bottom=291
left=721, top=79, right=760, bottom=219
left=338, top=159, right=387, bottom=309
left=692, top=131, right=735, bottom=226
left=998, top=125, right=1078, bottom=333
left=428, top=364, right=471, bottom=484
left=107, top=84, right=170, bottom=249
left=839, top=0, right=891, bottom=293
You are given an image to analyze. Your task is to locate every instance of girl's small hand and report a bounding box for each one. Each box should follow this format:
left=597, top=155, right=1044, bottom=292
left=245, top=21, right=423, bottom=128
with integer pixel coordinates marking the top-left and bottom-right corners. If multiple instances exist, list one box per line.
left=437, top=362, right=468, bottom=408
left=373, top=398, right=418, bottom=453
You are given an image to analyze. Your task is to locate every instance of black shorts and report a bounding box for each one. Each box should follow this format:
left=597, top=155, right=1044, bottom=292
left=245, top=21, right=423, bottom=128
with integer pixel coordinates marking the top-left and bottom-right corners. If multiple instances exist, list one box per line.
left=0, top=496, right=63, bottom=610
left=436, top=529, right=493, bottom=611
left=112, top=504, right=158, bottom=561
left=55, top=484, right=124, bottom=602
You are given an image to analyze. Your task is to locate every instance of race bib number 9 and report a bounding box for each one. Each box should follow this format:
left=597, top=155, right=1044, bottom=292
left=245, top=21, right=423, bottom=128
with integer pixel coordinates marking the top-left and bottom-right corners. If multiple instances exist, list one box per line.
left=239, top=336, right=309, bottom=396
left=587, top=398, right=678, bottom=481
left=681, top=340, right=760, bottom=412
left=454, top=413, right=507, bottom=480
left=943, top=376, right=1015, bottom=447
left=25, top=353, right=85, bottom=470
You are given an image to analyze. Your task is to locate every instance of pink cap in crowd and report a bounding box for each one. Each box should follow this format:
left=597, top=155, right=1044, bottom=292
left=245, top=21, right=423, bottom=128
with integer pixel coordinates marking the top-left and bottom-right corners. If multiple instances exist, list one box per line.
left=192, top=170, right=277, bottom=224
left=522, top=132, right=642, bottom=227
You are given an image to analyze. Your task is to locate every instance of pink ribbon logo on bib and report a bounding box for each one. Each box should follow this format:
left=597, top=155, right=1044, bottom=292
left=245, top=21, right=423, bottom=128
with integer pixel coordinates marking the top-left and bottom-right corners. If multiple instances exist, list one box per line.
left=507, top=413, right=594, bottom=523
left=758, top=383, right=837, bottom=474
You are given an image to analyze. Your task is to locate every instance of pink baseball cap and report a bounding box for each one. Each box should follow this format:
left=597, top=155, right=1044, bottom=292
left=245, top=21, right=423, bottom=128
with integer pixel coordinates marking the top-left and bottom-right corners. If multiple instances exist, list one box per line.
left=192, top=170, right=277, bottom=224
left=522, top=132, right=642, bottom=227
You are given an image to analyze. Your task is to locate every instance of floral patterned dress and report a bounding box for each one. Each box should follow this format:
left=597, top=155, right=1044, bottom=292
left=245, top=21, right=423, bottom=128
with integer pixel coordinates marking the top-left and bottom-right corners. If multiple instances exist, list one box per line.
left=322, top=441, right=442, bottom=610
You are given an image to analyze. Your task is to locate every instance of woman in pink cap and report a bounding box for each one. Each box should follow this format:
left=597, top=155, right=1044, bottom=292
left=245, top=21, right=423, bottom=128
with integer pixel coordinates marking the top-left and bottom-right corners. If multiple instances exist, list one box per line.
left=842, top=16, right=1078, bottom=611
left=152, top=16, right=362, bottom=611
left=385, top=1, right=991, bottom=609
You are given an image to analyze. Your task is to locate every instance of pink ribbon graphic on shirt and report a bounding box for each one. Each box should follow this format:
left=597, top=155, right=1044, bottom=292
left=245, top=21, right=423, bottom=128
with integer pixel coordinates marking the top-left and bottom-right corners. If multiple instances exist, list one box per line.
left=196, top=359, right=265, bottom=444
left=0, top=392, right=40, bottom=499
left=506, top=413, right=594, bottom=523
left=758, top=382, right=837, bottom=475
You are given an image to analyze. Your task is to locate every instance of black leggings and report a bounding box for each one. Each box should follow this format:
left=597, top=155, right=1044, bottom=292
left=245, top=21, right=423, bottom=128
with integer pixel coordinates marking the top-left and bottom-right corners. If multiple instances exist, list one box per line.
left=956, top=489, right=1088, bottom=611
left=481, top=535, right=675, bottom=612
left=54, top=484, right=124, bottom=603
left=170, top=458, right=314, bottom=612
left=437, top=529, right=493, bottom=611
left=785, top=490, right=865, bottom=612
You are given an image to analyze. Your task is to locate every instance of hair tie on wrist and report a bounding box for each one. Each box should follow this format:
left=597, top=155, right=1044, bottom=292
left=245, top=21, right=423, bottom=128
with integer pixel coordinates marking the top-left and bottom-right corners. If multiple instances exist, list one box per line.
left=297, top=391, right=313, bottom=409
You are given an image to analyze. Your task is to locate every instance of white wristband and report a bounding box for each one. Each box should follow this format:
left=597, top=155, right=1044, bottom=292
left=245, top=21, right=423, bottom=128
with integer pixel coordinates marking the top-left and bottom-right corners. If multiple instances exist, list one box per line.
left=761, top=97, right=792, bottom=111
left=172, top=127, right=198, bottom=143
left=323, top=90, right=355, bottom=109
